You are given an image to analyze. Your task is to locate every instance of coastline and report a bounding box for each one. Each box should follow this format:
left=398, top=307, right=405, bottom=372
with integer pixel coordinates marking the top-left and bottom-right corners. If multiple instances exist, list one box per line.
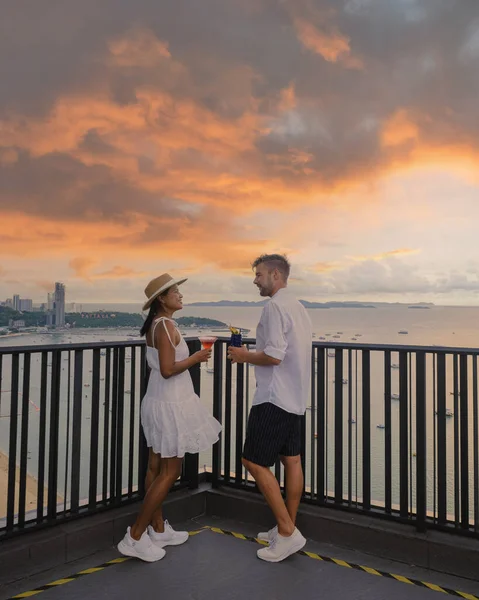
left=0, top=450, right=63, bottom=519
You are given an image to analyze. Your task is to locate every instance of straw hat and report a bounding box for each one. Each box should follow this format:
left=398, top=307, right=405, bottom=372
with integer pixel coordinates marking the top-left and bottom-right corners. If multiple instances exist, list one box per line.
left=142, top=273, right=187, bottom=311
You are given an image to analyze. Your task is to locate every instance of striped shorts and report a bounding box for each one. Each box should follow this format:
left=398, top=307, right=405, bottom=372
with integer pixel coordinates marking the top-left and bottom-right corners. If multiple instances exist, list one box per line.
left=242, top=402, right=303, bottom=467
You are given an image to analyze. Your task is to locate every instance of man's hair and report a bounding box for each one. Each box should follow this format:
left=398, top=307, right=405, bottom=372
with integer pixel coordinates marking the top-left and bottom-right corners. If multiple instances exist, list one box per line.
left=252, top=254, right=291, bottom=280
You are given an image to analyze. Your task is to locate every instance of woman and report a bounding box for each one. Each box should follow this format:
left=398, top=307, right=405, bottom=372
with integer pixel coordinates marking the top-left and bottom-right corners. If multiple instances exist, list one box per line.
left=118, top=273, right=222, bottom=562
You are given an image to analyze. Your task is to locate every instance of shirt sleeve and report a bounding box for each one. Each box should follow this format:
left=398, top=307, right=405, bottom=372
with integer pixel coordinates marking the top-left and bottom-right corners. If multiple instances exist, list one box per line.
left=262, top=302, right=287, bottom=361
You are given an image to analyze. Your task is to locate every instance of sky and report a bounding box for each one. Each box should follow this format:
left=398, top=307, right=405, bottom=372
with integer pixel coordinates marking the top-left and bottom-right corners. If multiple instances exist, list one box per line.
left=1, top=0, right=479, bottom=306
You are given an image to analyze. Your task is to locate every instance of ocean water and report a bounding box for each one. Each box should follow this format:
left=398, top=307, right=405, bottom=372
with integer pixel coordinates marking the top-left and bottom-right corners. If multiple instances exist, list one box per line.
left=1, top=305, right=478, bottom=522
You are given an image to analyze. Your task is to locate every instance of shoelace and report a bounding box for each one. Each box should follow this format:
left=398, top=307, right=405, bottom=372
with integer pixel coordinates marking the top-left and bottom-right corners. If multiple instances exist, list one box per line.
left=268, top=536, right=278, bottom=551
left=164, top=520, right=173, bottom=534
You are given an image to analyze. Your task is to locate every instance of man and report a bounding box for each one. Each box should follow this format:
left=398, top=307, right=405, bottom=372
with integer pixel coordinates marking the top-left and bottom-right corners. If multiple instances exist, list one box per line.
left=227, top=254, right=312, bottom=563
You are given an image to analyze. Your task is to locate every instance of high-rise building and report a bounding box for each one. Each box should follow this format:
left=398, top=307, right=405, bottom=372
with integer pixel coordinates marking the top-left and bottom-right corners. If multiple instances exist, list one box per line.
left=19, top=299, right=33, bottom=312
left=13, top=294, right=20, bottom=311
left=54, top=282, right=66, bottom=327
left=5, top=298, right=13, bottom=308
left=47, top=293, right=54, bottom=311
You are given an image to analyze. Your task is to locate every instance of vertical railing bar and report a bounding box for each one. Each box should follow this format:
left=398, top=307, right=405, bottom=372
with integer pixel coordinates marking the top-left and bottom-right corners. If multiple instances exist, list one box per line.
left=102, top=348, right=111, bottom=502
left=6, top=354, right=21, bottom=531
left=89, top=349, right=101, bottom=508
left=110, top=348, right=119, bottom=501
left=224, top=347, right=232, bottom=483
left=316, top=347, right=325, bottom=505
left=325, top=350, right=329, bottom=501
left=459, top=354, right=469, bottom=530
left=128, top=347, right=136, bottom=496
left=62, top=351, right=71, bottom=512
left=6, top=353, right=20, bottom=531
left=138, top=345, right=149, bottom=498
left=433, top=353, right=437, bottom=523
left=473, top=356, right=478, bottom=533
left=37, top=352, right=48, bottom=523
left=355, top=349, right=358, bottom=508
left=18, top=353, right=31, bottom=528
left=115, top=347, right=125, bottom=504
left=47, top=350, right=61, bottom=521
left=70, top=350, right=83, bottom=514
left=310, top=348, right=316, bottom=500
left=235, top=363, right=245, bottom=486
left=244, top=344, right=250, bottom=483
left=347, top=349, right=352, bottom=506
left=416, top=352, right=427, bottom=532
left=384, top=350, right=392, bottom=514
left=334, top=349, right=343, bottom=504
left=453, top=354, right=460, bottom=527
left=362, top=349, right=371, bottom=511
left=437, top=353, right=447, bottom=525
left=409, top=352, right=413, bottom=516
left=212, top=341, right=223, bottom=487
left=399, top=351, right=408, bottom=518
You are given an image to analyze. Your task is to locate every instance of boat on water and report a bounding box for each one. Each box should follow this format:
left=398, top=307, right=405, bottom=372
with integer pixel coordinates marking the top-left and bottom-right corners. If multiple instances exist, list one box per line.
left=206, top=368, right=214, bottom=374
left=377, top=424, right=385, bottom=429
left=391, top=393, right=400, bottom=400
left=391, top=363, right=400, bottom=369
left=398, top=330, right=408, bottom=335
left=435, top=409, right=454, bottom=417
left=349, top=418, right=356, bottom=424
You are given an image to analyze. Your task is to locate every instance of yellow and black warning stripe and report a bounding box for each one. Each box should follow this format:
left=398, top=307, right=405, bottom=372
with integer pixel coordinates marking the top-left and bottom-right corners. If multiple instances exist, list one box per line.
left=6, top=528, right=207, bottom=600
left=7, top=556, right=130, bottom=599
left=6, top=526, right=479, bottom=600
left=209, top=527, right=479, bottom=600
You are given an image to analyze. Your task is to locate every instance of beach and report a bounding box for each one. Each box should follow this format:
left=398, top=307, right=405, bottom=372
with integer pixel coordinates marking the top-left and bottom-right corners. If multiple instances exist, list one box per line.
left=0, top=450, right=62, bottom=519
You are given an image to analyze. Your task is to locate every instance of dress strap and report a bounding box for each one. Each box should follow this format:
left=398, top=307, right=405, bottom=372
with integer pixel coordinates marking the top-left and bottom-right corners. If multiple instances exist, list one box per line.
left=152, top=317, right=177, bottom=349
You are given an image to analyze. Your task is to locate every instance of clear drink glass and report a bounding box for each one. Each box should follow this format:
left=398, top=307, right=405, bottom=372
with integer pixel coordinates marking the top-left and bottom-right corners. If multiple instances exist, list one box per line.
left=198, top=336, right=217, bottom=369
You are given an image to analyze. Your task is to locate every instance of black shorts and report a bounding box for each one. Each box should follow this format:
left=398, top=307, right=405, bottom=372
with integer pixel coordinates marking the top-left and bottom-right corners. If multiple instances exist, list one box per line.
left=242, top=402, right=303, bottom=468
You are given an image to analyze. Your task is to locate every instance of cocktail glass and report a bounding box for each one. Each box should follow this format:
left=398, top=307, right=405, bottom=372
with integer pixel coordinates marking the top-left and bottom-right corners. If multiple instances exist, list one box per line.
left=198, top=336, right=217, bottom=369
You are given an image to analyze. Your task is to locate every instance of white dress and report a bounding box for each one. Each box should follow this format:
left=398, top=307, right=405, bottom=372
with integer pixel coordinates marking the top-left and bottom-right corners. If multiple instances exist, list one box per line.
left=140, top=317, right=222, bottom=458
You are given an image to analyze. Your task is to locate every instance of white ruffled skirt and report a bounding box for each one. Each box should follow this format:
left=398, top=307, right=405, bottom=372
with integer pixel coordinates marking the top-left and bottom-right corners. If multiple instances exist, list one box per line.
left=141, top=391, right=222, bottom=458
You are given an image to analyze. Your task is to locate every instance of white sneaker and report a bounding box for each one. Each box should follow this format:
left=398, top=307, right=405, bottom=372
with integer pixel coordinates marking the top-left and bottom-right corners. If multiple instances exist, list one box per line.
left=257, top=528, right=306, bottom=563
left=117, top=527, right=166, bottom=562
left=148, top=520, right=189, bottom=548
left=257, top=525, right=278, bottom=542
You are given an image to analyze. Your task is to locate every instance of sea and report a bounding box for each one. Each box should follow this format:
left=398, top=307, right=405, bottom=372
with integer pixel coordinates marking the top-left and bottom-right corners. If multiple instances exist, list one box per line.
left=1, top=304, right=478, bottom=522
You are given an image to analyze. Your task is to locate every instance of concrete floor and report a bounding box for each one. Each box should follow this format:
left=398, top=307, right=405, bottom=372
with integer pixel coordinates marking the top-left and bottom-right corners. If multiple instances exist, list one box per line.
left=2, top=516, right=479, bottom=600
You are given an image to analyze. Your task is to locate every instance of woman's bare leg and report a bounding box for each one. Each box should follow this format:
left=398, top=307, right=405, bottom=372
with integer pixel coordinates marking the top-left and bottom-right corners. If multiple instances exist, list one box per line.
left=145, top=449, right=166, bottom=532
left=130, top=457, right=183, bottom=540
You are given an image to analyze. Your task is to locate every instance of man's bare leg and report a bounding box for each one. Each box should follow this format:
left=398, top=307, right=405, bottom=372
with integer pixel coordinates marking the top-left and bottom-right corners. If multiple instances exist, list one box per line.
left=280, top=454, right=303, bottom=525
left=242, top=457, right=295, bottom=537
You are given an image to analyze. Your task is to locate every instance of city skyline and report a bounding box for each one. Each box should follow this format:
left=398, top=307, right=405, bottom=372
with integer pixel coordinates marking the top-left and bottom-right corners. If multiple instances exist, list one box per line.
left=1, top=1, right=479, bottom=306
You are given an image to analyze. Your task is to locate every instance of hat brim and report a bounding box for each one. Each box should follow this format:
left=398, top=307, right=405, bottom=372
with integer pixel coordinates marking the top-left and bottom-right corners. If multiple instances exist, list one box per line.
left=142, top=277, right=187, bottom=311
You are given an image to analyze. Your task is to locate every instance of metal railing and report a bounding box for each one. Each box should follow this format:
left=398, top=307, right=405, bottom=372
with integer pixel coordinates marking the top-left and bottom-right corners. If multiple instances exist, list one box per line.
left=212, top=339, right=479, bottom=537
left=1, top=337, right=478, bottom=540
left=0, top=339, right=200, bottom=540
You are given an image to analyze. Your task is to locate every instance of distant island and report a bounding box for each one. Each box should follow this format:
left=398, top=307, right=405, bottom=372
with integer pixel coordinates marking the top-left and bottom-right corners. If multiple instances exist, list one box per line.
left=187, top=300, right=435, bottom=309
left=188, top=300, right=376, bottom=309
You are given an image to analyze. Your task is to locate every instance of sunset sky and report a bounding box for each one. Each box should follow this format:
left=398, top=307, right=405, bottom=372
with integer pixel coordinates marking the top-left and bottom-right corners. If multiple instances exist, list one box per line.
left=1, top=0, right=479, bottom=306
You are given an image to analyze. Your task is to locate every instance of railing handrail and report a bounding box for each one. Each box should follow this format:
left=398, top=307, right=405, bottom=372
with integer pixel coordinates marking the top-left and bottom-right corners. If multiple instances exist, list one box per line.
left=2, top=337, right=479, bottom=355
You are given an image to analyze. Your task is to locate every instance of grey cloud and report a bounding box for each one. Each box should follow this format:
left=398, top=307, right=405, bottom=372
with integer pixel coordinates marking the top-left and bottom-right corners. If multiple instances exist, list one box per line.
left=1, top=0, right=478, bottom=220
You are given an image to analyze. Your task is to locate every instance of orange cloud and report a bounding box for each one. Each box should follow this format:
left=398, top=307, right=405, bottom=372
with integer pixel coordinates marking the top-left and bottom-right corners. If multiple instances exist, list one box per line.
left=309, top=261, right=340, bottom=273
left=107, top=26, right=171, bottom=67
left=351, top=248, right=420, bottom=261
left=381, top=109, right=419, bottom=147
left=293, top=18, right=363, bottom=69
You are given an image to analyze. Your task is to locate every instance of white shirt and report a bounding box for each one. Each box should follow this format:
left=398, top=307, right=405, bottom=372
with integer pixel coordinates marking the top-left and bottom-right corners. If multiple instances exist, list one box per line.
left=253, top=288, right=312, bottom=415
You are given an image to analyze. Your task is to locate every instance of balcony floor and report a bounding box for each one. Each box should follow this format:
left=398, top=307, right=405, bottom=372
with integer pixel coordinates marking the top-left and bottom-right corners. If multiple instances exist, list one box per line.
left=2, top=515, right=479, bottom=600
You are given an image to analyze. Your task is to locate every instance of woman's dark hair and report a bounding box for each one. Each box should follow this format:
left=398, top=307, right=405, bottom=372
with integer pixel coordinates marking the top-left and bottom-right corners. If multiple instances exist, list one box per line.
left=140, top=289, right=169, bottom=337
